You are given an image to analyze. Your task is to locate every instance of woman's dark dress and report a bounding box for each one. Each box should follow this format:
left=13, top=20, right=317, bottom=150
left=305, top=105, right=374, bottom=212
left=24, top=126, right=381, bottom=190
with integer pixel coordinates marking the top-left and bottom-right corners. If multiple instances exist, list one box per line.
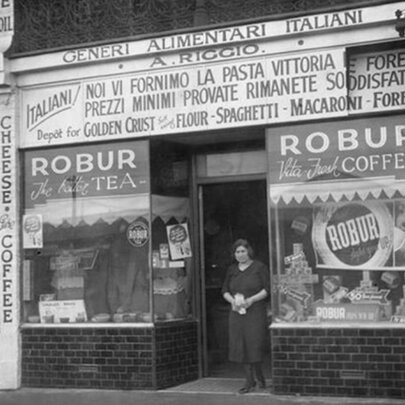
left=222, top=260, right=269, bottom=363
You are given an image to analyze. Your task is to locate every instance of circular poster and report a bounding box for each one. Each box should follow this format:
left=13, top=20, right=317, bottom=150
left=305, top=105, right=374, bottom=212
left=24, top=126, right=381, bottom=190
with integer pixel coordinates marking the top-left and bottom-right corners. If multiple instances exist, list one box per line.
left=312, top=201, right=392, bottom=268
left=127, top=220, right=149, bottom=247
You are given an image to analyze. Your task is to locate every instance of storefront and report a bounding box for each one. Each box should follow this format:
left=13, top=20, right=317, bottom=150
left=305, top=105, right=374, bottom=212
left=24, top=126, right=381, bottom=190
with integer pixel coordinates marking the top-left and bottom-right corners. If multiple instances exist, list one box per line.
left=269, top=115, right=405, bottom=397
left=268, top=34, right=405, bottom=399
left=20, top=139, right=199, bottom=389
left=1, top=0, right=405, bottom=398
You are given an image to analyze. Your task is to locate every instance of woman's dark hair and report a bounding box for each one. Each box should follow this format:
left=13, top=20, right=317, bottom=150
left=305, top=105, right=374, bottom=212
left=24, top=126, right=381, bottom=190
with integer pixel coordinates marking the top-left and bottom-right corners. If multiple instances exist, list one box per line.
left=232, top=238, right=254, bottom=259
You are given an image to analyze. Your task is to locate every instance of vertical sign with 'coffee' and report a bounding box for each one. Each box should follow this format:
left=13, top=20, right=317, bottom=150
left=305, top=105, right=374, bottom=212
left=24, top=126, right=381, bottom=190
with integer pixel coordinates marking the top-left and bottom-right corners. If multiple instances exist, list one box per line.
left=0, top=90, right=19, bottom=389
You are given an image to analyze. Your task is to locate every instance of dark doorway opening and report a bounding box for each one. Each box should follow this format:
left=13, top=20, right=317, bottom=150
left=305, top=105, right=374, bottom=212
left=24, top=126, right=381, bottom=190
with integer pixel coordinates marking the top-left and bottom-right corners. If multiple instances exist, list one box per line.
left=201, top=180, right=270, bottom=378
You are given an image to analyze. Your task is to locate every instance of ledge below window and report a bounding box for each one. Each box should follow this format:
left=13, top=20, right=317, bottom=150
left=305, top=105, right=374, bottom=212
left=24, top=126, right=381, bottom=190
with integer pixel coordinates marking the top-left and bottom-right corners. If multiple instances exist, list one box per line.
left=21, top=322, right=154, bottom=328
left=270, top=321, right=405, bottom=329
left=21, top=318, right=197, bottom=328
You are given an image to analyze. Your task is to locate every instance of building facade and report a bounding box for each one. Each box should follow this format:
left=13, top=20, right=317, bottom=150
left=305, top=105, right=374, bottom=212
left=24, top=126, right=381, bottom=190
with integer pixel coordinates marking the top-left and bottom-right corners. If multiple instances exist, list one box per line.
left=1, top=0, right=405, bottom=398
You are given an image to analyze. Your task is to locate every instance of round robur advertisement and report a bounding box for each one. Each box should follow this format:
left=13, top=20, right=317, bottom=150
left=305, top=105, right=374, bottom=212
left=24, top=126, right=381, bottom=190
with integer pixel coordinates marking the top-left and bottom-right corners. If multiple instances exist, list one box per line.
left=308, top=199, right=405, bottom=323
left=312, top=200, right=394, bottom=269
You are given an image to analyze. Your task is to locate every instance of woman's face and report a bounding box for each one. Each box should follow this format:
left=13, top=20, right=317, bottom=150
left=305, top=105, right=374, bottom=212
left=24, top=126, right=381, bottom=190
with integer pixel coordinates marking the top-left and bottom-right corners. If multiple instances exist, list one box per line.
left=234, top=246, right=250, bottom=263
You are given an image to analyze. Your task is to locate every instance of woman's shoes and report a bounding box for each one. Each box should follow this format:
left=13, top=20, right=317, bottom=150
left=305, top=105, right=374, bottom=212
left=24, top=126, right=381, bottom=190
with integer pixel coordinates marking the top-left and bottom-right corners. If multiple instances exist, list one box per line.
left=238, top=380, right=265, bottom=394
left=238, top=382, right=256, bottom=394
left=238, top=386, right=254, bottom=394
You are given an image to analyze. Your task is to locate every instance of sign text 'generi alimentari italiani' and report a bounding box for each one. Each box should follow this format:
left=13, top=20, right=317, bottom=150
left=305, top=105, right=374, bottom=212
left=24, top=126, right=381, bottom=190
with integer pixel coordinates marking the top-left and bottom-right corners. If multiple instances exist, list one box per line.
left=20, top=5, right=405, bottom=148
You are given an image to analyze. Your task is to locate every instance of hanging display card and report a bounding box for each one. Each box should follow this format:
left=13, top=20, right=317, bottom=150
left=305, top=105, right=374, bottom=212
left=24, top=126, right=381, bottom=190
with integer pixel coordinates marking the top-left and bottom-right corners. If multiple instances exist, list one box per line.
left=166, top=223, right=192, bottom=260
left=22, top=214, right=43, bottom=248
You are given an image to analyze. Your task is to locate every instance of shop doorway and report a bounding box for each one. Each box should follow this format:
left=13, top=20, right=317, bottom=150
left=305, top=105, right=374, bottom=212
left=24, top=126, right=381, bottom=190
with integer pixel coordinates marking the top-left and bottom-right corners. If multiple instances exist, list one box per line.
left=200, top=180, right=270, bottom=378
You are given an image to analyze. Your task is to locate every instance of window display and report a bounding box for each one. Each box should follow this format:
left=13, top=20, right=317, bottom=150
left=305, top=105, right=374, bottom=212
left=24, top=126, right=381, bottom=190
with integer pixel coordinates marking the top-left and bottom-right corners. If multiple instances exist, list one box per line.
left=22, top=141, right=152, bottom=324
left=151, top=197, right=192, bottom=321
left=272, top=201, right=405, bottom=323
left=150, top=140, right=193, bottom=322
left=268, top=115, right=405, bottom=324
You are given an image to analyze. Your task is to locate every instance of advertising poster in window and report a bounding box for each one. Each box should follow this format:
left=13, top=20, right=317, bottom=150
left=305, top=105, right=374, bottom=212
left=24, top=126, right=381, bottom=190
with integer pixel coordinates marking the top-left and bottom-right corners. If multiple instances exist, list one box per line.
left=24, top=140, right=150, bottom=208
left=268, top=115, right=405, bottom=323
left=22, top=214, right=43, bottom=248
left=311, top=200, right=405, bottom=270
left=166, top=223, right=192, bottom=260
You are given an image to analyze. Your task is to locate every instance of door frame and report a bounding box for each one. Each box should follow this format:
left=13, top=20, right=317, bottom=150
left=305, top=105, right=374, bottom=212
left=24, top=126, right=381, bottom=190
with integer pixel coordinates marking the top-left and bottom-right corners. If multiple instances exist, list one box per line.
left=196, top=174, right=267, bottom=377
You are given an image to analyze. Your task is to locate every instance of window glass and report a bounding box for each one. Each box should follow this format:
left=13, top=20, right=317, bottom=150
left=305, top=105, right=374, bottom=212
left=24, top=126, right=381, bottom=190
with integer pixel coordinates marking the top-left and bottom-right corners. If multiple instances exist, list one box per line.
left=150, top=141, right=193, bottom=322
left=271, top=200, right=405, bottom=323
left=22, top=141, right=151, bottom=324
left=268, top=117, right=405, bottom=324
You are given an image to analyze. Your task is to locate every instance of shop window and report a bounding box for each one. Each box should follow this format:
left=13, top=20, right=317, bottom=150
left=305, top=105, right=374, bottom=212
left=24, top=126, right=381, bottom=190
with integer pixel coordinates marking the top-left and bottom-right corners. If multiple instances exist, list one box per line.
left=268, top=116, right=405, bottom=325
left=151, top=141, right=193, bottom=322
left=22, top=141, right=152, bottom=324
left=271, top=200, right=405, bottom=323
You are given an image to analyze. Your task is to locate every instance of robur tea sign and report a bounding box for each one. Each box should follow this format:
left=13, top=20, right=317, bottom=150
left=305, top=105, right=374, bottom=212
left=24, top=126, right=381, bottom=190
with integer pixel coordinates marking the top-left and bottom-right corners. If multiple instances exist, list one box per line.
left=313, top=201, right=393, bottom=269
left=24, top=141, right=149, bottom=204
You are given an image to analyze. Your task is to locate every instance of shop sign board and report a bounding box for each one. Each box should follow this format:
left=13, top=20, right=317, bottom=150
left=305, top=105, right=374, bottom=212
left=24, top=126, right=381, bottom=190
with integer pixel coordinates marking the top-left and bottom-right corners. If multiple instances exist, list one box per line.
left=0, top=0, right=13, bottom=88
left=20, top=48, right=347, bottom=148
left=23, top=140, right=150, bottom=206
left=15, top=4, right=405, bottom=148
left=62, top=8, right=363, bottom=63
left=19, top=2, right=405, bottom=149
left=0, top=0, right=12, bottom=39
left=268, top=114, right=405, bottom=189
left=348, top=48, right=405, bottom=114
left=0, top=92, right=18, bottom=389
left=10, top=3, right=400, bottom=71
left=20, top=45, right=405, bottom=149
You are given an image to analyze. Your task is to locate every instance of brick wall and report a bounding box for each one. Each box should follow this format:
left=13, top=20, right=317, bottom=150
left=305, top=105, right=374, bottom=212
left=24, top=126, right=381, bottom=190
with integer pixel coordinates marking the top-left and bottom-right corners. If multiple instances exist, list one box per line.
left=155, top=321, right=199, bottom=389
left=22, top=326, right=155, bottom=390
left=21, top=321, right=199, bottom=390
left=271, top=326, right=405, bottom=398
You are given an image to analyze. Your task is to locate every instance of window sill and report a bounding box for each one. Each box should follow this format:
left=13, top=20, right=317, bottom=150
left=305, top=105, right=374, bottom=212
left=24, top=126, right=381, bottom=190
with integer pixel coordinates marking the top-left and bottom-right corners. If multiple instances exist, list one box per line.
left=270, top=321, right=405, bottom=329
left=21, top=322, right=154, bottom=328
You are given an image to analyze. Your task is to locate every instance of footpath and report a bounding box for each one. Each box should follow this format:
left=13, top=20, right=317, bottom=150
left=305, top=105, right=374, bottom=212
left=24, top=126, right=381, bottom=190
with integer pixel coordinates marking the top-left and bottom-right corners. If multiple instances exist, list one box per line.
left=0, top=387, right=404, bottom=405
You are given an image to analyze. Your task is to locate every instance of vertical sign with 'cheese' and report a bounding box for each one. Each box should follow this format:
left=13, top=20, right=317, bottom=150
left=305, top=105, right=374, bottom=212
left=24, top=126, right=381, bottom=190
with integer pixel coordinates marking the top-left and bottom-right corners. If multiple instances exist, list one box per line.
left=0, top=90, right=19, bottom=389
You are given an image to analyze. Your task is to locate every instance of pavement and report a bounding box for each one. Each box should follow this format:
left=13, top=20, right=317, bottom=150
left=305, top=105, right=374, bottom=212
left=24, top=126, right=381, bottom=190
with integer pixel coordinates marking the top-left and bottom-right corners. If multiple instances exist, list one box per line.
left=1, top=383, right=405, bottom=405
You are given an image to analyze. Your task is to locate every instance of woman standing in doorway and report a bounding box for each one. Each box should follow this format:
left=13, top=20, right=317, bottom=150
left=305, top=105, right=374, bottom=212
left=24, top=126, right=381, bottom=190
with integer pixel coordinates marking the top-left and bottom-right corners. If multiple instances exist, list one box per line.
left=222, top=239, right=270, bottom=394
